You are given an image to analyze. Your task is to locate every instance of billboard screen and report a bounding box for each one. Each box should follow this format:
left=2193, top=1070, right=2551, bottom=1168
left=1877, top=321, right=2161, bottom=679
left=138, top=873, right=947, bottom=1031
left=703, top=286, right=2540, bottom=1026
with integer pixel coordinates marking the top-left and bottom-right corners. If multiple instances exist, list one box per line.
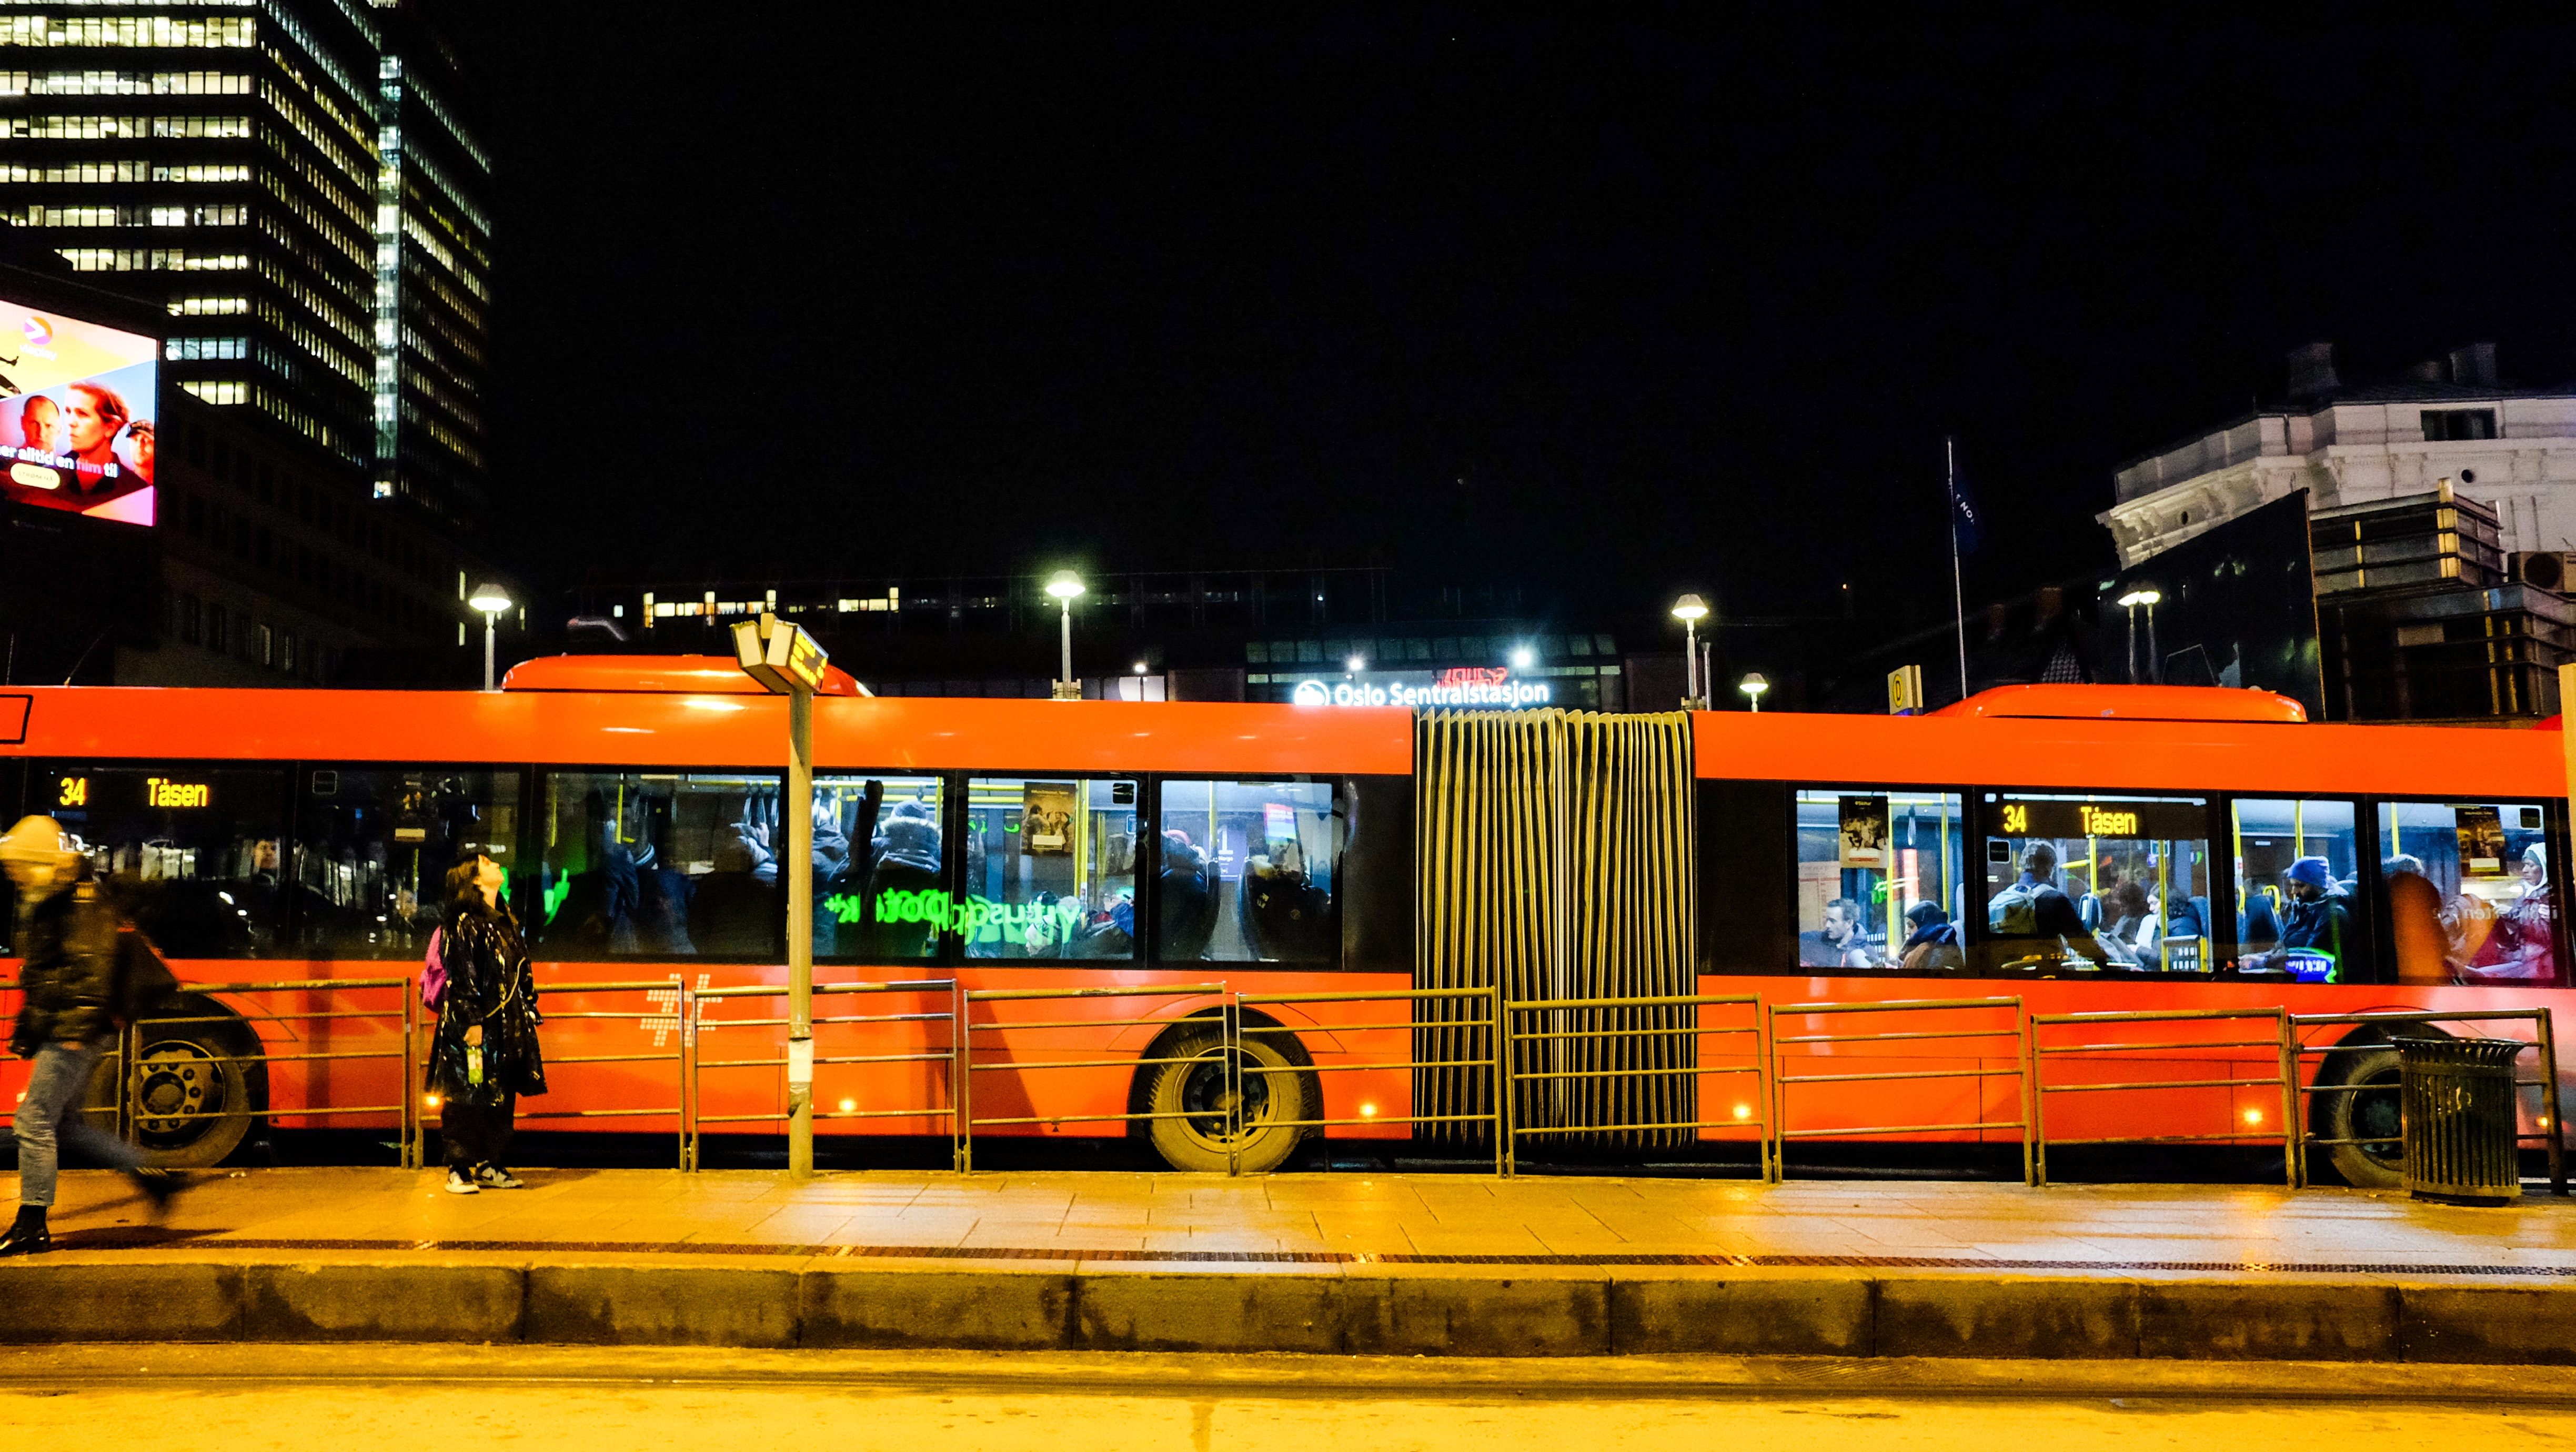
left=0, top=295, right=156, bottom=526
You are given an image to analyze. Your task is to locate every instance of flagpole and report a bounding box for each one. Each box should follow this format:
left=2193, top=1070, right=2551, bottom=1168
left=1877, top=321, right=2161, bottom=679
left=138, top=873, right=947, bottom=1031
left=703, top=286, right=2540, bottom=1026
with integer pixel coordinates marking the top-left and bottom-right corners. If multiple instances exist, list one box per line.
left=1948, top=435, right=1968, bottom=702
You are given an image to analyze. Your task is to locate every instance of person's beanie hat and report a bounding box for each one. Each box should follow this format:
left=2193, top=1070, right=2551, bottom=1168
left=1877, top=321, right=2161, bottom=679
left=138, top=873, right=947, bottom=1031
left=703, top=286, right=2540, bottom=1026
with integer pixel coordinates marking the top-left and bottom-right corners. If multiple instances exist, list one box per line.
left=0, top=814, right=69, bottom=864
left=2286, top=856, right=2334, bottom=891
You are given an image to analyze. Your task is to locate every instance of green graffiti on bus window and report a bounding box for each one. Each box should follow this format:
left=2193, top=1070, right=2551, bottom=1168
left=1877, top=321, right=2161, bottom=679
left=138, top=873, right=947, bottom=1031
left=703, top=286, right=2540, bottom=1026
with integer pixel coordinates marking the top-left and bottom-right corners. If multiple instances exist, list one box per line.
left=821, top=889, right=1085, bottom=945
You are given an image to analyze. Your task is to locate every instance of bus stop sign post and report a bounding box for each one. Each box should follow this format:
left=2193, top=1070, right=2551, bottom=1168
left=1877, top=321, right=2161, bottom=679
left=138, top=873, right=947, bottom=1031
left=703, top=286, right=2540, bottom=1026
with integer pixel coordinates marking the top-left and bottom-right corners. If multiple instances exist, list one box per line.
left=733, top=613, right=831, bottom=1179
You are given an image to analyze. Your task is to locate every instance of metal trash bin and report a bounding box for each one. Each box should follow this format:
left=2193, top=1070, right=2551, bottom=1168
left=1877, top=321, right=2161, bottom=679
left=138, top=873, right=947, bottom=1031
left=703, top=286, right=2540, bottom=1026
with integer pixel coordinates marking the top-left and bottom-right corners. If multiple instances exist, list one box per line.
left=2393, top=1037, right=2525, bottom=1204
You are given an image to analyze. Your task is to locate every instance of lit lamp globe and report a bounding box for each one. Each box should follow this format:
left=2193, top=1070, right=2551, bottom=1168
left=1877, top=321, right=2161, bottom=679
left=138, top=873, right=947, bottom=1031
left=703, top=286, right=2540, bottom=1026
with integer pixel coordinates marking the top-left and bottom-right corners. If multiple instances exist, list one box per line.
left=1044, top=570, right=1085, bottom=700
left=1509, top=646, right=1534, bottom=670
left=1739, top=672, right=1770, bottom=712
left=1669, top=593, right=1710, bottom=709
left=468, top=582, right=512, bottom=692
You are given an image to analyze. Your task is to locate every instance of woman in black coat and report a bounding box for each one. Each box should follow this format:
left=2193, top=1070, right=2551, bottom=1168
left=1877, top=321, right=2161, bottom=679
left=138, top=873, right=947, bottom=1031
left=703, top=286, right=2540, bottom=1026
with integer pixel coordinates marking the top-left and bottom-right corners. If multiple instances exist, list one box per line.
left=429, top=851, right=545, bottom=1193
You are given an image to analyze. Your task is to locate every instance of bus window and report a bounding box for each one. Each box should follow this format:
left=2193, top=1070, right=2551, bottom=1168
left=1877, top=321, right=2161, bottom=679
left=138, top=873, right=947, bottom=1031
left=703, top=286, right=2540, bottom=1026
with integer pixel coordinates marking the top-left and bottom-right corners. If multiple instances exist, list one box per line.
left=534, top=771, right=783, bottom=959
left=34, top=762, right=289, bottom=957
left=2379, top=800, right=2558, bottom=986
left=2229, top=799, right=2368, bottom=982
left=1980, top=792, right=2212, bottom=977
left=814, top=774, right=943, bottom=962
left=962, top=777, right=1140, bottom=961
left=295, top=765, right=519, bottom=960
left=1792, top=789, right=1965, bottom=973
left=1156, top=780, right=1341, bottom=963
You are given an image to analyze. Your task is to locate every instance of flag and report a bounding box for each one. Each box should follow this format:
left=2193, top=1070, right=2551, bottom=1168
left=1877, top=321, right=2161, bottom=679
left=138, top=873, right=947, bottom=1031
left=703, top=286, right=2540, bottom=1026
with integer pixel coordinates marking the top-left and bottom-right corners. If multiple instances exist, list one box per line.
left=1948, top=442, right=1982, bottom=556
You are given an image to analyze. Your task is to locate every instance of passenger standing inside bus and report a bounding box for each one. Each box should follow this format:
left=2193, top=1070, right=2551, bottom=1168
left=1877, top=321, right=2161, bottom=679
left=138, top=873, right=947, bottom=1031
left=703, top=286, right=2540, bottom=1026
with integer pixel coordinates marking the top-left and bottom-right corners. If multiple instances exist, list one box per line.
left=430, top=852, right=545, bottom=1194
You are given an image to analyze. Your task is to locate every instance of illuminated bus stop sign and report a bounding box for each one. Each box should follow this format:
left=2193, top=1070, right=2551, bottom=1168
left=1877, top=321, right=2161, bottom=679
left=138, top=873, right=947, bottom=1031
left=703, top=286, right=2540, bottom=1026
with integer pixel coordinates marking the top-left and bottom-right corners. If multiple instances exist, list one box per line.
left=731, top=615, right=830, bottom=695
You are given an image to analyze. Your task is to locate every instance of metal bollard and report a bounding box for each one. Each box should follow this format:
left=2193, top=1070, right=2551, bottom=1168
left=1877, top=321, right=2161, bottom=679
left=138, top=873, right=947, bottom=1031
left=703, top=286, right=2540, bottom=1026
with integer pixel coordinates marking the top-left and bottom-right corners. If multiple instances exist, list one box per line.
left=2394, top=1037, right=2525, bottom=1204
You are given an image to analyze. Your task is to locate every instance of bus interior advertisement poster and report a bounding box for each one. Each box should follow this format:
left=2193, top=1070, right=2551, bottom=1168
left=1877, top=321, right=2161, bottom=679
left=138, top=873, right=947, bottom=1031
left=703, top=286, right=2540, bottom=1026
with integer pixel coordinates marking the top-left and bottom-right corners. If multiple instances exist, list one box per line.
left=0, top=296, right=157, bottom=526
left=2456, top=804, right=2508, bottom=876
left=1837, top=795, right=1890, bottom=869
left=1263, top=801, right=1300, bottom=848
left=1021, top=783, right=1074, bottom=856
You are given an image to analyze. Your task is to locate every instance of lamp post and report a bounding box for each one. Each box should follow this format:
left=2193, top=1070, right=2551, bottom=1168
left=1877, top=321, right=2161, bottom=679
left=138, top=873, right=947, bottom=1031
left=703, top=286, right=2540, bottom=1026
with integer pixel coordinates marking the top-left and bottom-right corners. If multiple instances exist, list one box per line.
left=468, top=582, right=511, bottom=692
left=1739, top=672, right=1769, bottom=712
left=2116, top=589, right=2162, bottom=684
left=1045, top=569, right=1085, bottom=700
left=732, top=612, right=832, bottom=1179
left=1669, top=594, right=1709, bottom=709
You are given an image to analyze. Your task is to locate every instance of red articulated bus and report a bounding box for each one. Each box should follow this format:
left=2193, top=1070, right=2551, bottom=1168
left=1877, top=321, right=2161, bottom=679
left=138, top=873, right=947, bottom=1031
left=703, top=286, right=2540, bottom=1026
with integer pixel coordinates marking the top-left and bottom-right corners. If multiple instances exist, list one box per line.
left=0, top=660, right=2565, bottom=1183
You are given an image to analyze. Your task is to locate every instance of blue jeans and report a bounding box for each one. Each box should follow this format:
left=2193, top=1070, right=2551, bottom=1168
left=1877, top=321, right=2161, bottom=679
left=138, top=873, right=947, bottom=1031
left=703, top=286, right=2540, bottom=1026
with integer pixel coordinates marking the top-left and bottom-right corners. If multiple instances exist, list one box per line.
left=13, top=1040, right=143, bottom=1207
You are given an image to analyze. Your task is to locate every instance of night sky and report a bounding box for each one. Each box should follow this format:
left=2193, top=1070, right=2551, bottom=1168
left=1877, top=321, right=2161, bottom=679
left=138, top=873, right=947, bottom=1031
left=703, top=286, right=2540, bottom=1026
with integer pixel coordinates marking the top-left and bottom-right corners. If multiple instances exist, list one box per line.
left=451, top=8, right=2576, bottom=630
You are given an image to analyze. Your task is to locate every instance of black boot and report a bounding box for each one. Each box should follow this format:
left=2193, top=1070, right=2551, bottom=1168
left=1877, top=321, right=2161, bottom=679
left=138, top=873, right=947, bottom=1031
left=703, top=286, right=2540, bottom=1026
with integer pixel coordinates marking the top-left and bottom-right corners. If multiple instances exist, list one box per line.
left=127, top=1166, right=180, bottom=1215
left=0, top=1205, right=49, bottom=1257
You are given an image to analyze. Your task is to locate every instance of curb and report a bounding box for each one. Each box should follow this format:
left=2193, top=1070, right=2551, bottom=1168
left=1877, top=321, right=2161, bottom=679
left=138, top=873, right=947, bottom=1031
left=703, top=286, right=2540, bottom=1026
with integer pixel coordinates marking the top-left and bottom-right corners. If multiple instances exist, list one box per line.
left=3, top=1258, right=2570, bottom=1363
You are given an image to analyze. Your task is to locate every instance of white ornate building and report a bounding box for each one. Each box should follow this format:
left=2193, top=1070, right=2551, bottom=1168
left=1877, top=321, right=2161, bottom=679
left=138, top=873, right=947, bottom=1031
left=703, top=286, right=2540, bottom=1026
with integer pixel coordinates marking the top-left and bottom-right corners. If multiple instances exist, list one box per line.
left=2099, top=343, right=2576, bottom=569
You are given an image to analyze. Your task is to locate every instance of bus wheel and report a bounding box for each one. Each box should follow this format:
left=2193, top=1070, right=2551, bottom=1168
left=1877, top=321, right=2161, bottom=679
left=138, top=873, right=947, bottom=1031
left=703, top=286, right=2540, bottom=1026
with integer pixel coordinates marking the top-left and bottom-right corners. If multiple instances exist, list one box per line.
left=125, top=1011, right=263, bottom=1169
left=1141, top=1024, right=1310, bottom=1174
left=2321, top=1045, right=2405, bottom=1189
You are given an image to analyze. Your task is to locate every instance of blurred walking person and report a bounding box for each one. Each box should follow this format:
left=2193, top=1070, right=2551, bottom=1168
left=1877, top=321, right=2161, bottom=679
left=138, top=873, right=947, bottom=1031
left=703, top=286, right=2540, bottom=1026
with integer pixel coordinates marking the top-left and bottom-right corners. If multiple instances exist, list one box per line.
left=3, top=816, right=181, bottom=1256
left=429, top=851, right=545, bottom=1193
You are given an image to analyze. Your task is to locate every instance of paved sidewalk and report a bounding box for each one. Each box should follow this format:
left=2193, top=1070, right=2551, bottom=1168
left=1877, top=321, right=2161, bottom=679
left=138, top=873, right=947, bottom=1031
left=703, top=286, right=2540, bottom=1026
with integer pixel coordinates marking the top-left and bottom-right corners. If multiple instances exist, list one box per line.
left=11, top=1167, right=2576, bottom=1361
left=23, top=1165, right=2576, bottom=1272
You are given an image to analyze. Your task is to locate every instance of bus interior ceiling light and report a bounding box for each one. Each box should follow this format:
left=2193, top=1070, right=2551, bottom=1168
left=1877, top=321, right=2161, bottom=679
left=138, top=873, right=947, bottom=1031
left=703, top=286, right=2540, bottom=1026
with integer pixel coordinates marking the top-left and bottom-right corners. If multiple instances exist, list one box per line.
left=1045, top=570, right=1085, bottom=600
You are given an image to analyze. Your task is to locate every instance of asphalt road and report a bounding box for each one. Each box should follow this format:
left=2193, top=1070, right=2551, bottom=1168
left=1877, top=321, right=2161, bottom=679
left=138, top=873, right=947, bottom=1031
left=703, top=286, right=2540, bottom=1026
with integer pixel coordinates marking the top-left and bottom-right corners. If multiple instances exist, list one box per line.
left=6, top=1348, right=2573, bottom=1451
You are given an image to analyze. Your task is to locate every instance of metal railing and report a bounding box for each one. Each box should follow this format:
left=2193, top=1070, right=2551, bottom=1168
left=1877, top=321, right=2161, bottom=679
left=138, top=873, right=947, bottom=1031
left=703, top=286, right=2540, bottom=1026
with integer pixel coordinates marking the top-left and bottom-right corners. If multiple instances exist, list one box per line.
left=129, top=976, right=420, bottom=1168
left=2289, top=1009, right=2567, bottom=1194
left=958, top=983, right=1229, bottom=1173
left=501, top=978, right=695, bottom=1167
left=1769, top=996, right=2033, bottom=1184
left=687, top=978, right=959, bottom=1172
left=1237, top=985, right=1507, bottom=1176
left=2027, top=1007, right=2300, bottom=1187
left=1505, top=992, right=1768, bottom=1178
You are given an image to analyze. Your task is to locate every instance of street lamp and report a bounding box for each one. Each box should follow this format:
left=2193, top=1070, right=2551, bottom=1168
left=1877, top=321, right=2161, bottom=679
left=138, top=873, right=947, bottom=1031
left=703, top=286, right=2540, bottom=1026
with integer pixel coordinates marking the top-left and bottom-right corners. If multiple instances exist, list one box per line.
left=1508, top=646, right=1534, bottom=671
left=1739, top=672, right=1769, bottom=712
left=468, top=582, right=511, bottom=692
left=1670, top=594, right=1709, bottom=709
left=1044, top=569, right=1085, bottom=700
left=1347, top=654, right=1366, bottom=673
left=2116, top=589, right=2162, bottom=684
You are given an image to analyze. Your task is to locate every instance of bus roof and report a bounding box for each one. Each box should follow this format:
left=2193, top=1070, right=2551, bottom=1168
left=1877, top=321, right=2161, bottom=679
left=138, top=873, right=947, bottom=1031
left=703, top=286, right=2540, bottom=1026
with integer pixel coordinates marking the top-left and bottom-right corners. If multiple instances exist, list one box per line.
left=499, top=653, right=868, bottom=697
left=1932, top=684, right=2309, bottom=723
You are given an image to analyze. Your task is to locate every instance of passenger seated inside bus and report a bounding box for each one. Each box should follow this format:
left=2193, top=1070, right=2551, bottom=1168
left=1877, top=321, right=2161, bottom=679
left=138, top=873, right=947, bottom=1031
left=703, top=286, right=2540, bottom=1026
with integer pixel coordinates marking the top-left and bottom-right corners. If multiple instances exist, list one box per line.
left=1800, top=896, right=1880, bottom=969
left=2242, top=856, right=2350, bottom=981
left=1238, top=833, right=1338, bottom=961
left=2464, top=843, right=2555, bottom=984
left=687, top=835, right=774, bottom=955
left=2099, top=878, right=2158, bottom=969
left=1158, top=829, right=1219, bottom=960
left=1987, top=842, right=2110, bottom=971
left=1898, top=901, right=1965, bottom=974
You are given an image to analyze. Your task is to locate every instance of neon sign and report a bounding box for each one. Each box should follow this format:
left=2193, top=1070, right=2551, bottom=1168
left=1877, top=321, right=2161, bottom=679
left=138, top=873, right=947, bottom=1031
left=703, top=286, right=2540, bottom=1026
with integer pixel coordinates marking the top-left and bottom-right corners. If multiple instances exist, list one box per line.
left=823, top=888, right=1092, bottom=945
left=1291, top=674, right=1553, bottom=709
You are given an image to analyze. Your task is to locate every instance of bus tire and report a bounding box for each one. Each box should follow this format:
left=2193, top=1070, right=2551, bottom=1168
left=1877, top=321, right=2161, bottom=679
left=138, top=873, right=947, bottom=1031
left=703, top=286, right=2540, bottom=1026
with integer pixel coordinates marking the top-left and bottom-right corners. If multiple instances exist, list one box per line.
left=1139, top=1022, right=1312, bottom=1174
left=2319, top=1044, right=2406, bottom=1190
left=118, top=996, right=266, bottom=1169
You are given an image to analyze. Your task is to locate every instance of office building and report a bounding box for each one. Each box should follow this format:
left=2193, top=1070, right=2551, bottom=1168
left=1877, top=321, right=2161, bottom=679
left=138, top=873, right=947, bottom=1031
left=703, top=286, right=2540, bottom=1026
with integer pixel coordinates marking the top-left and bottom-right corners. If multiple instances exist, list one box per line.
left=0, top=2, right=512, bottom=685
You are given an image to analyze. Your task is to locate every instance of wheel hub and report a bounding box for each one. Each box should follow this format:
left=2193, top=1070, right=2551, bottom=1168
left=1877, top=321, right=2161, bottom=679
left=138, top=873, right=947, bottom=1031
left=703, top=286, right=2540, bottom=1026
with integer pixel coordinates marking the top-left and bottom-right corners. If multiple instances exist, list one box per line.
left=132, top=1039, right=222, bottom=1140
